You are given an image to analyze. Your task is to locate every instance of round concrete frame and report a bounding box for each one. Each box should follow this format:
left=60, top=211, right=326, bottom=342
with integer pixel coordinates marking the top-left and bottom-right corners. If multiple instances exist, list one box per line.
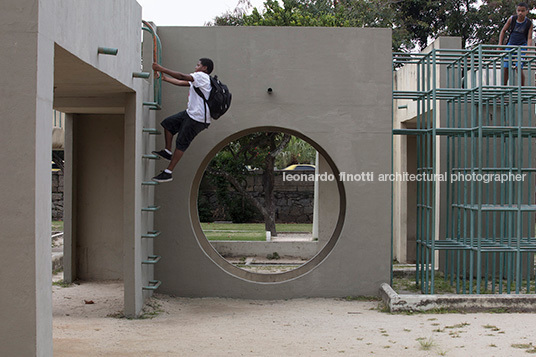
left=190, top=126, right=347, bottom=283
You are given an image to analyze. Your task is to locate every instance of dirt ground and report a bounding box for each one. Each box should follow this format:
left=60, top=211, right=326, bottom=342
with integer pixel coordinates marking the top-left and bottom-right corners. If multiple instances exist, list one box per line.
left=52, top=275, right=536, bottom=357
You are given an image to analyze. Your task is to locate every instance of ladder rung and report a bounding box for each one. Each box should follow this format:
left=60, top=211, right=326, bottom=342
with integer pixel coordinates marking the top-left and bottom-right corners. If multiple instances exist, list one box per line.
left=142, top=205, right=161, bottom=212
left=143, top=128, right=161, bottom=135
left=142, top=181, right=160, bottom=186
left=142, top=154, right=160, bottom=160
left=133, top=71, right=151, bottom=79
left=142, top=230, right=161, bottom=239
left=143, top=102, right=162, bottom=110
left=142, top=255, right=161, bottom=264
left=142, top=280, right=162, bottom=291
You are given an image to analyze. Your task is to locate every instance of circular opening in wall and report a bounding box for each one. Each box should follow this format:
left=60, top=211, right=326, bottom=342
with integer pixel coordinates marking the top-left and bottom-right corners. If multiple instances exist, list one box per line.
left=190, top=127, right=346, bottom=283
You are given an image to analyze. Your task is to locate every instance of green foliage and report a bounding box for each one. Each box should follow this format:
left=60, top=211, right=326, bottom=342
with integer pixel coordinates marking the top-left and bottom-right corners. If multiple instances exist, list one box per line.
left=275, top=136, right=316, bottom=169
left=211, top=0, right=525, bottom=51
left=203, top=131, right=293, bottom=231
left=197, top=195, right=215, bottom=223
left=227, top=195, right=260, bottom=223
left=474, top=0, right=518, bottom=45
left=267, top=252, right=281, bottom=259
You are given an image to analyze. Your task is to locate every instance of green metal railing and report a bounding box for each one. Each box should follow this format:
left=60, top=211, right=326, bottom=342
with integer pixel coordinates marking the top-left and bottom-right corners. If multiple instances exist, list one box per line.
left=142, top=20, right=162, bottom=110
left=393, top=44, right=536, bottom=294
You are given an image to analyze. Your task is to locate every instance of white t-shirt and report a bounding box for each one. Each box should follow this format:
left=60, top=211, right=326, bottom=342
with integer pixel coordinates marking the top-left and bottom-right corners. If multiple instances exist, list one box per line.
left=187, top=72, right=212, bottom=124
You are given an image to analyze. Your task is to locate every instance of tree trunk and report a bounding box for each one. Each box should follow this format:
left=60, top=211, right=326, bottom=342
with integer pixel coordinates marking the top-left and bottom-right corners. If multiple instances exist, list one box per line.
left=263, top=154, right=277, bottom=237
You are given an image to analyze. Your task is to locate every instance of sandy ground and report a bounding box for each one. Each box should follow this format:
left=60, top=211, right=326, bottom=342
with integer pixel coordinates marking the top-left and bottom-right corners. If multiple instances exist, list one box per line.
left=52, top=276, right=536, bottom=357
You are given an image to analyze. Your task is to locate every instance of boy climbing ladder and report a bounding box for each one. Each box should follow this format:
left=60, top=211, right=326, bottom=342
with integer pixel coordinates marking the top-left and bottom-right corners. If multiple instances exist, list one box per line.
left=151, top=58, right=214, bottom=183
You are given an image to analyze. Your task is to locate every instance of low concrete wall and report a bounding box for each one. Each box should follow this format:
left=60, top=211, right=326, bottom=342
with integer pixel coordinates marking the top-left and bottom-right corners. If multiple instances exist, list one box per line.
left=52, top=170, right=64, bottom=220
left=200, top=172, right=314, bottom=223
left=210, top=241, right=319, bottom=259
left=380, top=283, right=536, bottom=312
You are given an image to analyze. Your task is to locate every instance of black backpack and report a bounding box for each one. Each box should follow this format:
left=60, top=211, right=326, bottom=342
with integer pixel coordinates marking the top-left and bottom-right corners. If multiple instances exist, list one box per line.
left=194, top=75, right=232, bottom=123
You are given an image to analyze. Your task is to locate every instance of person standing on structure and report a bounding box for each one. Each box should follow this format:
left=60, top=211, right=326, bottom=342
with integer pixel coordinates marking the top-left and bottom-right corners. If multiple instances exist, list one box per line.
left=151, top=58, right=213, bottom=183
left=499, top=2, right=533, bottom=85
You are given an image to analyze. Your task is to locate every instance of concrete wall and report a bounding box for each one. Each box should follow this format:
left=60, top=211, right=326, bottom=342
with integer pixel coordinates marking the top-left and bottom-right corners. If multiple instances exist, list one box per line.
left=392, top=37, right=462, bottom=263
left=0, top=1, right=55, bottom=354
left=1, top=1, right=148, bottom=354
left=154, top=26, right=392, bottom=298
left=72, top=115, right=124, bottom=280
left=211, top=241, right=319, bottom=260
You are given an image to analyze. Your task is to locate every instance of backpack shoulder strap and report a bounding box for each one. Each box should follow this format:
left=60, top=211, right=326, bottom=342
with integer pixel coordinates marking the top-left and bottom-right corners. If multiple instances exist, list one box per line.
left=194, top=86, right=207, bottom=101
left=510, top=15, right=518, bottom=33
left=194, top=86, right=208, bottom=126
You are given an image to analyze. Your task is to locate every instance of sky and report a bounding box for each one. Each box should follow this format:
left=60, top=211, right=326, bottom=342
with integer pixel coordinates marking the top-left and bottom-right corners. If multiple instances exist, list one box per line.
left=136, top=0, right=268, bottom=26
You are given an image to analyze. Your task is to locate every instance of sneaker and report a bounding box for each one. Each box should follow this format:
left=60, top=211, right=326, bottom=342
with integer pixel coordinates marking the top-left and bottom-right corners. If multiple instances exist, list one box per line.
left=152, top=149, right=172, bottom=161
left=152, top=171, right=173, bottom=183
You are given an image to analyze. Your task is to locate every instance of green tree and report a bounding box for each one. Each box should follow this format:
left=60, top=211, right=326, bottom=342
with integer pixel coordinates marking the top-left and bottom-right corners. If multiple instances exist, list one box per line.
left=275, top=136, right=316, bottom=169
left=206, top=132, right=292, bottom=236
left=474, top=0, right=518, bottom=45
left=212, top=0, right=523, bottom=51
left=213, top=0, right=408, bottom=50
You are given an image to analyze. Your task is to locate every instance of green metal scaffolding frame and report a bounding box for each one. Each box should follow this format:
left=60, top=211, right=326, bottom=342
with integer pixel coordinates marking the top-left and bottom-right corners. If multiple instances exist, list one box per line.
left=393, top=45, right=536, bottom=294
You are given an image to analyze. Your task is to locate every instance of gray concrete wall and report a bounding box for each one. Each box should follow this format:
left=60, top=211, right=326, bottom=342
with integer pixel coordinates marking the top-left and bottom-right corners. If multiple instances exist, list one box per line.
left=1, top=1, right=148, bottom=354
left=0, top=1, right=55, bottom=355
left=73, top=115, right=124, bottom=280
left=154, top=26, right=392, bottom=298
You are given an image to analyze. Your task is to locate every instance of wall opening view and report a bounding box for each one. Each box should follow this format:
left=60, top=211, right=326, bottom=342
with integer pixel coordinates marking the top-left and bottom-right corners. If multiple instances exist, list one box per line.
left=196, top=130, right=341, bottom=276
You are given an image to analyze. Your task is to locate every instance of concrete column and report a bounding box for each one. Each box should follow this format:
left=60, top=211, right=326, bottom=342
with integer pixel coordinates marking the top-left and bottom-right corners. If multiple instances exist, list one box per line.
left=123, top=93, right=144, bottom=317
left=64, top=114, right=77, bottom=282
left=0, top=0, right=54, bottom=355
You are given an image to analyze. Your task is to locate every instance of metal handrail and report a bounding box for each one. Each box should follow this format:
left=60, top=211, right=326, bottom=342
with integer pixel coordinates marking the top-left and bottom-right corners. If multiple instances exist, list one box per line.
left=142, top=20, right=163, bottom=110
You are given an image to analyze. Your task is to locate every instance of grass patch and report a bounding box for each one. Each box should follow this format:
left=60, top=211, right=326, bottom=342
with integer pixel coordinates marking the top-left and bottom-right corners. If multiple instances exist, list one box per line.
left=418, top=337, right=436, bottom=351
left=108, top=298, right=164, bottom=319
left=445, top=322, right=470, bottom=329
left=389, top=307, right=464, bottom=315
left=512, top=343, right=533, bottom=349
left=52, top=220, right=64, bottom=232
left=52, top=280, right=72, bottom=288
left=395, top=271, right=536, bottom=295
left=205, top=231, right=266, bottom=241
left=201, top=223, right=312, bottom=241
left=344, top=295, right=381, bottom=302
left=483, top=324, right=500, bottom=331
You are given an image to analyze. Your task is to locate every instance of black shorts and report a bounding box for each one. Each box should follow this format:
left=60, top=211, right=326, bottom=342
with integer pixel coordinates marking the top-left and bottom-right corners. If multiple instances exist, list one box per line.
left=160, top=110, right=208, bottom=151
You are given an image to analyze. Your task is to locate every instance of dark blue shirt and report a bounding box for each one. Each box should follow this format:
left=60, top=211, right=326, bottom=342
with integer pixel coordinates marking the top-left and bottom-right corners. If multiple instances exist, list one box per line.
left=508, top=17, right=532, bottom=45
